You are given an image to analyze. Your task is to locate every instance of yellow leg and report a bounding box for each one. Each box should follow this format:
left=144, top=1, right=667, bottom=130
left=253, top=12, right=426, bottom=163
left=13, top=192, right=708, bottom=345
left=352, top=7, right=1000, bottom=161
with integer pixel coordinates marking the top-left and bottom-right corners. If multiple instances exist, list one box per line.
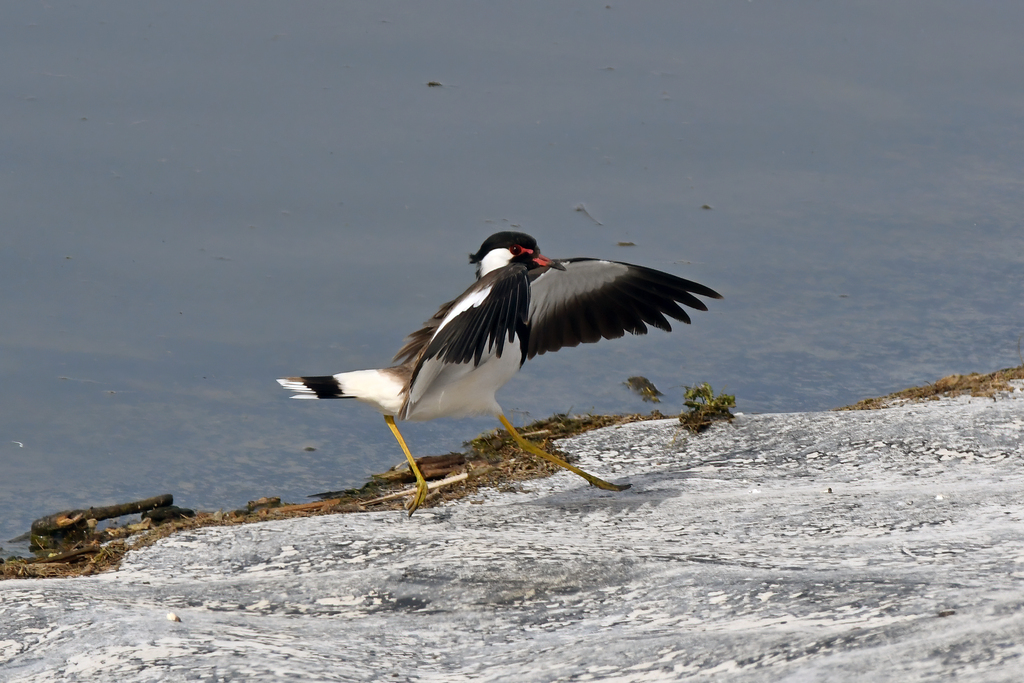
left=498, top=414, right=630, bottom=491
left=384, top=415, right=429, bottom=516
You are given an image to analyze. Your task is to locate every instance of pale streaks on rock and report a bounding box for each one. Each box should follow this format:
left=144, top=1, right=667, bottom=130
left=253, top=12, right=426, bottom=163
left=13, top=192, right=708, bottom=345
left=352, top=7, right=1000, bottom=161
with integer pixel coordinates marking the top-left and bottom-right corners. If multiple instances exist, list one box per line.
left=2, top=393, right=1024, bottom=681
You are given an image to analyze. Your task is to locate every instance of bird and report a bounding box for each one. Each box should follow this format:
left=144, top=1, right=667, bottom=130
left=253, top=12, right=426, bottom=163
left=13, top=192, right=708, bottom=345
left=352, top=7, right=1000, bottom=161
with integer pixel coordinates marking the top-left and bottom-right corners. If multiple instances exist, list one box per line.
left=278, top=231, right=722, bottom=515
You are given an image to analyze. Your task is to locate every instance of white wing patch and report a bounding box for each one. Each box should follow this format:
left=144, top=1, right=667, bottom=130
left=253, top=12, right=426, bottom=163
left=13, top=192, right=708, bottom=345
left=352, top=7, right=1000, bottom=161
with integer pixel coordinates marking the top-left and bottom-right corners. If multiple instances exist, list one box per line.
left=435, top=285, right=492, bottom=334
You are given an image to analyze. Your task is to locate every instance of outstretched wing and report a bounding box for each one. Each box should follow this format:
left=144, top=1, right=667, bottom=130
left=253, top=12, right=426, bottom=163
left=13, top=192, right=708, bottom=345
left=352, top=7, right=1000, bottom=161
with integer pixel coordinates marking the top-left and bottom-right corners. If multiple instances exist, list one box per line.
left=526, top=258, right=722, bottom=359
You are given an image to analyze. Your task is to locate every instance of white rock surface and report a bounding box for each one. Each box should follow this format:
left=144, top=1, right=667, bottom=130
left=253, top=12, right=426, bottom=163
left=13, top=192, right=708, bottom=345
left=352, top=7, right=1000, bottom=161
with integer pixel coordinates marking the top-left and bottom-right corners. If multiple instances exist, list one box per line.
left=3, top=389, right=1024, bottom=682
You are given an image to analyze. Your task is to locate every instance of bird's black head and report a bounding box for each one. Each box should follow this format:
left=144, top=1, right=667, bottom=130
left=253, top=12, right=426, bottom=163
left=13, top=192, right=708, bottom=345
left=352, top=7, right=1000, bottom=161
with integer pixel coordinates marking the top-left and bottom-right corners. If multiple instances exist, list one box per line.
left=469, top=231, right=558, bottom=278
left=469, top=231, right=538, bottom=264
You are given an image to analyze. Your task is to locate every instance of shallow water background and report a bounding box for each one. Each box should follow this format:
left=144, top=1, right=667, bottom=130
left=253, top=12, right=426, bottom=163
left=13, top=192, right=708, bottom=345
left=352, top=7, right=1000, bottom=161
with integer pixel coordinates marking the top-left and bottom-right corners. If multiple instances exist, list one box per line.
left=2, top=2, right=1022, bottom=552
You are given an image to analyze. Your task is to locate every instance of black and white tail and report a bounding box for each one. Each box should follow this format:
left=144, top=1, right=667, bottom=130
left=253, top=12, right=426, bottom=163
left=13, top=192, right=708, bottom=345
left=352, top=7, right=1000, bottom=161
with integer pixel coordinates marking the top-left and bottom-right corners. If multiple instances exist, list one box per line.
left=277, top=369, right=408, bottom=416
left=277, top=376, right=349, bottom=399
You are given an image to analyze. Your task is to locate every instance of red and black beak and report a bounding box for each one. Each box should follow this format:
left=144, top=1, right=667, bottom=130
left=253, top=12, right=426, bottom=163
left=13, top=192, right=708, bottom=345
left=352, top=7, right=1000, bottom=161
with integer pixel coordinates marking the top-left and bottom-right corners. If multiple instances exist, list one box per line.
left=532, top=253, right=565, bottom=270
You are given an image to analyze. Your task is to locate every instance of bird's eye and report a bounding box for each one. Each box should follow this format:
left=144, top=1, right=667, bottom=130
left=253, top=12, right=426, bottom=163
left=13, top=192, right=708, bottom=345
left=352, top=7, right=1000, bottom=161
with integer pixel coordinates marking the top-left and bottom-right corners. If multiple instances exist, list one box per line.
left=509, top=245, right=524, bottom=256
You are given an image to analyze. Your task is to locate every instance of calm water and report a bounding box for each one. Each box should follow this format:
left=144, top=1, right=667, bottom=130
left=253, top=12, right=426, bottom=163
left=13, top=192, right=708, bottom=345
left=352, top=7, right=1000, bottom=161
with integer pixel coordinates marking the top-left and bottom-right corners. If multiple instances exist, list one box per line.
left=2, top=2, right=1022, bottom=554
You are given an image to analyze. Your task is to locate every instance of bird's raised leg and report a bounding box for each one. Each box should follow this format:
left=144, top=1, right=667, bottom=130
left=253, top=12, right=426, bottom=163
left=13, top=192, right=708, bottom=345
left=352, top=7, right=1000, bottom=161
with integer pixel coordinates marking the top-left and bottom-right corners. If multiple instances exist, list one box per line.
left=498, top=414, right=630, bottom=491
left=384, top=415, right=430, bottom=515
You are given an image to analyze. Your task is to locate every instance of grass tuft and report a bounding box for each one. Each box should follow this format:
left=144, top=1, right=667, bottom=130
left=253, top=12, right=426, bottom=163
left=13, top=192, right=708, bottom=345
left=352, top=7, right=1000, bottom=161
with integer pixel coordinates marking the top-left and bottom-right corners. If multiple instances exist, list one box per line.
left=678, top=383, right=736, bottom=433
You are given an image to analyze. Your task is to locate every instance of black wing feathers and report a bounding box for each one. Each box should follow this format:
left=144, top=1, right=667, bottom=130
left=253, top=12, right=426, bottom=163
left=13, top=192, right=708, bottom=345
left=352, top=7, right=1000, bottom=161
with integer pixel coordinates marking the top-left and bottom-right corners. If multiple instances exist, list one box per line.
left=421, top=265, right=530, bottom=367
left=527, top=258, right=722, bottom=359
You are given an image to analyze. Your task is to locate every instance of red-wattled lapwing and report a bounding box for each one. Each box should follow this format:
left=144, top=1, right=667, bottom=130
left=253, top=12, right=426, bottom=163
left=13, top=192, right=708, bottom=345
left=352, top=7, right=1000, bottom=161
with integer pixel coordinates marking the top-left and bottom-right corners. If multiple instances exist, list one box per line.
left=278, top=231, right=721, bottom=514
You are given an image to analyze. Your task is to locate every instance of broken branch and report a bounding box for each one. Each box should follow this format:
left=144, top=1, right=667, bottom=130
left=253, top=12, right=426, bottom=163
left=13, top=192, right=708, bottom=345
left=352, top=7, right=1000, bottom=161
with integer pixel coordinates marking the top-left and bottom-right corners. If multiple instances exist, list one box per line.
left=31, top=494, right=174, bottom=536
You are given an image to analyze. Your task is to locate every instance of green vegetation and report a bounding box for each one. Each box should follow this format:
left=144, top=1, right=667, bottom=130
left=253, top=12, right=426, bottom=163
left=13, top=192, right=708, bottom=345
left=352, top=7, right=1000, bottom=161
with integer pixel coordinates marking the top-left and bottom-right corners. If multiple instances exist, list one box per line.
left=678, top=382, right=736, bottom=433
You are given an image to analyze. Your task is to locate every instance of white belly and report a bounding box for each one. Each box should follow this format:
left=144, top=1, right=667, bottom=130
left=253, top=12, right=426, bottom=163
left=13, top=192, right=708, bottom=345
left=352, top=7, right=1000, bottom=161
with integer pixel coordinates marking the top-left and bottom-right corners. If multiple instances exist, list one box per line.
left=402, top=342, right=523, bottom=422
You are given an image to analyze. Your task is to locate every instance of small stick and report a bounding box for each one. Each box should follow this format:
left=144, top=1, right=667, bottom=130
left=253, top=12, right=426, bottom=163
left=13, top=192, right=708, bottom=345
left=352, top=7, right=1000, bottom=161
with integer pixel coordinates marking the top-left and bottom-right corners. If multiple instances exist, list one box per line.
left=272, top=499, right=342, bottom=514
left=362, top=472, right=469, bottom=507
left=574, top=203, right=603, bottom=225
left=30, top=546, right=102, bottom=564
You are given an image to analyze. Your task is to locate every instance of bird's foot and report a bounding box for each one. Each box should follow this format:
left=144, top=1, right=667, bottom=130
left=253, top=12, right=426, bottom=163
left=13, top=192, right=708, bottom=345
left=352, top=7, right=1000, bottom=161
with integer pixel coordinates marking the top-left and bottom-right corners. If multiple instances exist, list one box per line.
left=587, top=477, right=631, bottom=492
left=405, top=478, right=430, bottom=516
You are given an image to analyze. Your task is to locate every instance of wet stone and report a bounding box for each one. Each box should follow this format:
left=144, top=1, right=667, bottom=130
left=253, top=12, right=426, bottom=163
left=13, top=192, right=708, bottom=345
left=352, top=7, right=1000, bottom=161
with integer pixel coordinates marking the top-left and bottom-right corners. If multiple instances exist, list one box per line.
left=1, top=390, right=1023, bottom=681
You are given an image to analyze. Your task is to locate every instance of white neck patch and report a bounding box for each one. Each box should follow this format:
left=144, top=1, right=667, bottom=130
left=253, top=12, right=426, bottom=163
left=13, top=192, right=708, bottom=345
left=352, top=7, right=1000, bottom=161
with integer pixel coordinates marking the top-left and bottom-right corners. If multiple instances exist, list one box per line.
left=477, top=248, right=514, bottom=278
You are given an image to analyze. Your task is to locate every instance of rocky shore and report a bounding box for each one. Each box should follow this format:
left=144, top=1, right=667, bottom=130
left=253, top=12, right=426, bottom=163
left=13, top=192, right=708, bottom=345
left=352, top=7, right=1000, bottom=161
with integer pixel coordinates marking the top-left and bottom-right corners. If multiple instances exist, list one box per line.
left=2, top=383, right=1023, bottom=681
